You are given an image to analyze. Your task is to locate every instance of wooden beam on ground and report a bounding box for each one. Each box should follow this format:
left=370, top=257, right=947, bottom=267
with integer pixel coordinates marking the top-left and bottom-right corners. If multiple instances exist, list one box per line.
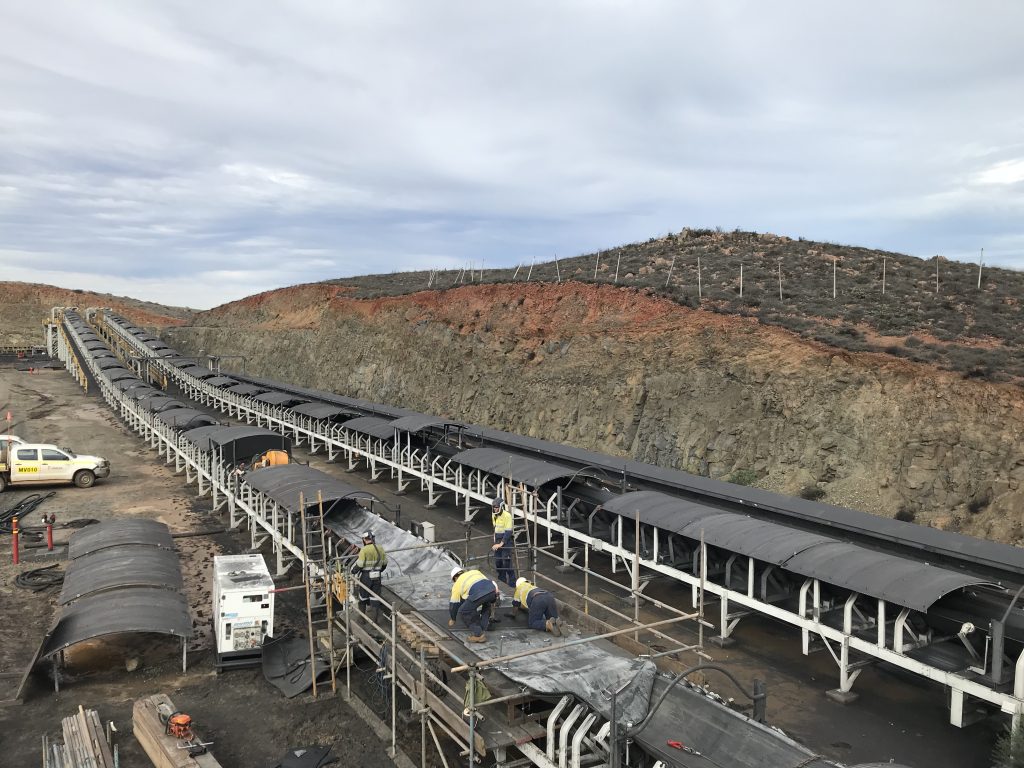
left=132, top=694, right=222, bottom=768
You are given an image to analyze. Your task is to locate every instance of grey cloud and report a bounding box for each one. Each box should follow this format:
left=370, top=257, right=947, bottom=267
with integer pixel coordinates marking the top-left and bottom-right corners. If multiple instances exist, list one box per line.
left=1, top=1, right=1022, bottom=308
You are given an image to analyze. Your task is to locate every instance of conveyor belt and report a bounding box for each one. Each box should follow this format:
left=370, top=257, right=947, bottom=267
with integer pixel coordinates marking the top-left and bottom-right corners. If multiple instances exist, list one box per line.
left=55, top=310, right=890, bottom=768
left=215, top=369, right=1024, bottom=584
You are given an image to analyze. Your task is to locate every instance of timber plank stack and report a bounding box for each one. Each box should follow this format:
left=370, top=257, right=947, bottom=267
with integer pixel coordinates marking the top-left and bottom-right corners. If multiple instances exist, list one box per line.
left=132, top=694, right=222, bottom=768
left=43, top=705, right=115, bottom=768
left=397, top=613, right=442, bottom=657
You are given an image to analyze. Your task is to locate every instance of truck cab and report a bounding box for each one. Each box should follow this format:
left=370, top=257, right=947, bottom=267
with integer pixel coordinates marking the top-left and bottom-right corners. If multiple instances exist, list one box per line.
left=0, top=440, right=110, bottom=492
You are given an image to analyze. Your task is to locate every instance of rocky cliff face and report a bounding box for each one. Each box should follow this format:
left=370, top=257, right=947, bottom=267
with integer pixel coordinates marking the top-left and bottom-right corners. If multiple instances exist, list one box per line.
left=165, top=282, right=1024, bottom=544
left=0, top=281, right=192, bottom=345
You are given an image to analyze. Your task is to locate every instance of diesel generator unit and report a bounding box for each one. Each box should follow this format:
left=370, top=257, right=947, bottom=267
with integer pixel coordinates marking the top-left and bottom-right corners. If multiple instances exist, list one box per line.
left=212, top=554, right=275, bottom=671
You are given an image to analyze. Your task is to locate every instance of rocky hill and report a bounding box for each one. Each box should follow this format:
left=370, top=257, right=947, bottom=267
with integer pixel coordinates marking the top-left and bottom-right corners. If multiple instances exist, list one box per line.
left=327, top=229, right=1024, bottom=383
left=0, top=281, right=192, bottom=345
left=166, top=279, right=1024, bottom=546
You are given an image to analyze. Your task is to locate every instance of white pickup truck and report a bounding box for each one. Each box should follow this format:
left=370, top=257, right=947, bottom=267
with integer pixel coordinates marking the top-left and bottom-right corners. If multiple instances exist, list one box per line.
left=0, top=435, right=111, bottom=492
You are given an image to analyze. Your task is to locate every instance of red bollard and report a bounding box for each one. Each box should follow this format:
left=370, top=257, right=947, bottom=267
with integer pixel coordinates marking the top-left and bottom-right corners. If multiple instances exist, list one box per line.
left=11, top=516, right=19, bottom=565
left=46, top=522, right=53, bottom=551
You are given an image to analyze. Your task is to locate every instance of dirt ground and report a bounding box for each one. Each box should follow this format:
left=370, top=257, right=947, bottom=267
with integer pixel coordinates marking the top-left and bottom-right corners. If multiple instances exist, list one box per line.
left=0, top=363, right=1004, bottom=768
left=0, top=367, right=395, bottom=768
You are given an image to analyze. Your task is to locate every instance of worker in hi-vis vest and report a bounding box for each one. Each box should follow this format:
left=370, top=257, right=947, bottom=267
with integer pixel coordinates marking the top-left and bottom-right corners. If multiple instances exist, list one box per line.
left=352, top=530, right=388, bottom=622
left=490, top=497, right=516, bottom=586
left=448, top=566, right=498, bottom=642
left=513, top=577, right=563, bottom=636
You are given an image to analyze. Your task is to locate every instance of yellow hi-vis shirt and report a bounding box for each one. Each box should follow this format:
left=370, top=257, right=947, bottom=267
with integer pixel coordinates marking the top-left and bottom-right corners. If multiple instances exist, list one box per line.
left=451, top=570, right=489, bottom=602
left=513, top=580, right=538, bottom=608
left=492, top=508, right=513, bottom=534
left=355, top=543, right=387, bottom=571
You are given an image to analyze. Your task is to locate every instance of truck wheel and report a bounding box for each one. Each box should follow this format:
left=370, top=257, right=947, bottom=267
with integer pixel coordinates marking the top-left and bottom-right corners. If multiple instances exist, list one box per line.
left=0, top=475, right=6, bottom=493
left=73, top=469, right=96, bottom=488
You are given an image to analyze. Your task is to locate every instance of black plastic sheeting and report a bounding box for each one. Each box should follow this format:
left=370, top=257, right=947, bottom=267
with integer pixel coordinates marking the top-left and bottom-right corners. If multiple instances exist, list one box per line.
left=262, top=634, right=332, bottom=699
left=130, top=387, right=161, bottom=400
left=59, top=545, right=183, bottom=605
left=155, top=408, right=219, bottom=430
left=634, top=678, right=837, bottom=768
left=452, top=447, right=582, bottom=488
left=340, top=416, right=395, bottom=440
left=68, top=519, right=175, bottom=559
left=94, top=359, right=125, bottom=370
left=206, top=376, right=238, bottom=387
left=265, top=745, right=336, bottom=768
left=106, top=370, right=137, bottom=382
left=321, top=496, right=657, bottom=726
left=244, top=465, right=363, bottom=516
left=289, top=402, right=353, bottom=420
left=254, top=391, right=310, bottom=407
left=418, top=602, right=655, bottom=724
left=41, top=587, right=191, bottom=659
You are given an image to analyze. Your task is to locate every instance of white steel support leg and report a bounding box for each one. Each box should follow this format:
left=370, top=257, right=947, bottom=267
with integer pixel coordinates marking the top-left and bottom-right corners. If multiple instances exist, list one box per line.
left=877, top=600, right=886, bottom=648
left=558, top=704, right=585, bottom=768
left=570, top=713, right=597, bottom=768
left=799, top=579, right=813, bottom=655
left=546, top=697, right=573, bottom=763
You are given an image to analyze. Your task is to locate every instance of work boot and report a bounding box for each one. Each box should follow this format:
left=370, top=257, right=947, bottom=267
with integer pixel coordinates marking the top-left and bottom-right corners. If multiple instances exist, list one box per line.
left=545, top=618, right=562, bottom=637
left=467, top=634, right=487, bottom=643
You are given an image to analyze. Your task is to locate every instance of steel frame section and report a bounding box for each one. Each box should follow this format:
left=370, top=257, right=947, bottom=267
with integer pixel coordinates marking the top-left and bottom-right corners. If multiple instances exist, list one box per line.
left=94, top=314, right=1024, bottom=729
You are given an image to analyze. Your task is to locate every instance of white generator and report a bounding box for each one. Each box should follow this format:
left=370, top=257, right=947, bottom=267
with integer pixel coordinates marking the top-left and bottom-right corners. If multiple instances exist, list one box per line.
left=212, top=554, right=275, bottom=671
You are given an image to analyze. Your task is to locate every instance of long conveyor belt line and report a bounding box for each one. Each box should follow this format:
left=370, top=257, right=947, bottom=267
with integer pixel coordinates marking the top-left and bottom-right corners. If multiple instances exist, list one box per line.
left=86, top=311, right=1024, bottom=733
left=48, top=309, right=881, bottom=768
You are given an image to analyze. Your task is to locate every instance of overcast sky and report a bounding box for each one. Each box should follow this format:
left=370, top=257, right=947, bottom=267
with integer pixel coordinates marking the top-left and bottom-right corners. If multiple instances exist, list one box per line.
left=1, top=2, right=1022, bottom=309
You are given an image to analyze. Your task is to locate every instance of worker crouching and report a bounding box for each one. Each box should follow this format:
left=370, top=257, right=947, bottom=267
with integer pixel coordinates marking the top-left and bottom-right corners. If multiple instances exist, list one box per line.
left=449, top=566, right=498, bottom=643
left=513, top=577, right=562, bottom=636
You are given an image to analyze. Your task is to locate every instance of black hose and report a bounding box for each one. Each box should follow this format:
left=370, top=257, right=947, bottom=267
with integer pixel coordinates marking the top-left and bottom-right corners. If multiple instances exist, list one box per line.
left=0, top=491, right=56, bottom=533
left=14, top=563, right=64, bottom=592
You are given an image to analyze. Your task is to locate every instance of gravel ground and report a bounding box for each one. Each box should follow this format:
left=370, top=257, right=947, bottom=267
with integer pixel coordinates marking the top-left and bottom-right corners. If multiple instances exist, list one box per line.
left=0, top=366, right=397, bottom=768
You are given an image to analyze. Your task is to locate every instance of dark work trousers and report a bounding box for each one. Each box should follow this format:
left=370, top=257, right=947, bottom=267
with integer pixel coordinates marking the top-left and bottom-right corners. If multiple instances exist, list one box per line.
left=494, top=537, right=516, bottom=587
left=357, top=570, right=382, bottom=615
left=527, top=590, right=559, bottom=631
left=458, top=580, right=499, bottom=635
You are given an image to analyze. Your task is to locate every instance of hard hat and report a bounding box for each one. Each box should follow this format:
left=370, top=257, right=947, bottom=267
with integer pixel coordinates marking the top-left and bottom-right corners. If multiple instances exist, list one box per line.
left=516, top=577, right=527, bottom=588
left=361, top=530, right=374, bottom=541
left=451, top=566, right=464, bottom=580
left=490, top=498, right=502, bottom=508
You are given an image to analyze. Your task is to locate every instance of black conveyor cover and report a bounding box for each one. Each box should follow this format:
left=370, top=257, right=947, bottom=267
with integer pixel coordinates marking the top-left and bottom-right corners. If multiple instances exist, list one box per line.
left=68, top=519, right=175, bottom=559
left=41, top=588, right=191, bottom=658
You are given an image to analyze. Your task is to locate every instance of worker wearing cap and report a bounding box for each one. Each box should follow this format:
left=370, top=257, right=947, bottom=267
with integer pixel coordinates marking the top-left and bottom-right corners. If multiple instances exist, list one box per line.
left=490, top=498, right=516, bottom=587
left=352, top=531, right=388, bottom=620
left=513, top=577, right=562, bottom=636
left=448, top=566, right=498, bottom=642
